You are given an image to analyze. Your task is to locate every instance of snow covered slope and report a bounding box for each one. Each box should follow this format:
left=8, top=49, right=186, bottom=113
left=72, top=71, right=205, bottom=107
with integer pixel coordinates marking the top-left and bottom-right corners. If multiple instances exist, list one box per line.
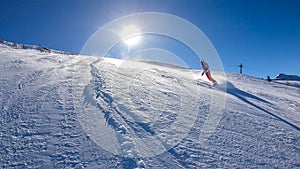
left=272, top=73, right=300, bottom=88
left=0, top=43, right=299, bottom=168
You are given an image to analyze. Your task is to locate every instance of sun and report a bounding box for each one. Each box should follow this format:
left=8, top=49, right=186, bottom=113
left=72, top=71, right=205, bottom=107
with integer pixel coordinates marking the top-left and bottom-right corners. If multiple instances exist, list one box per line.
left=121, top=25, right=142, bottom=46
left=123, top=35, right=141, bottom=46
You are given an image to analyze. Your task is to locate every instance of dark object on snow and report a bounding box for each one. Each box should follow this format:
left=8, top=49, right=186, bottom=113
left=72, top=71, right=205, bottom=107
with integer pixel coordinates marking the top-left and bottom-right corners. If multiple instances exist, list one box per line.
left=37, top=46, right=51, bottom=53
left=267, top=76, right=272, bottom=82
left=13, top=42, right=17, bottom=48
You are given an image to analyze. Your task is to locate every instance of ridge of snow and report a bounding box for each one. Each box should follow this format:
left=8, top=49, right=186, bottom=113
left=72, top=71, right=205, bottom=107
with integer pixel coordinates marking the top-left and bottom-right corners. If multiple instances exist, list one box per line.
left=274, top=73, right=300, bottom=81
left=0, top=39, right=76, bottom=55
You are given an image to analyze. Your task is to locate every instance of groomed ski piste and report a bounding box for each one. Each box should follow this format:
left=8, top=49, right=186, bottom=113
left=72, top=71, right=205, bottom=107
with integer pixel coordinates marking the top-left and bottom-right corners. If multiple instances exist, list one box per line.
left=0, top=41, right=299, bottom=168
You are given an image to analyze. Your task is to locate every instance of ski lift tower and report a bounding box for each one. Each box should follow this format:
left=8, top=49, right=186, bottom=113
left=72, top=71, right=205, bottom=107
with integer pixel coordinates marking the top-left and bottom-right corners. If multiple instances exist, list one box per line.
left=239, top=64, right=243, bottom=74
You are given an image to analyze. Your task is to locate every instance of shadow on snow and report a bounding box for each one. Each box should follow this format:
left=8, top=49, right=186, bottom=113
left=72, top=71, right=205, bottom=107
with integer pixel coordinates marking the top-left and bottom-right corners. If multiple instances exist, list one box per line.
left=220, top=81, right=300, bottom=132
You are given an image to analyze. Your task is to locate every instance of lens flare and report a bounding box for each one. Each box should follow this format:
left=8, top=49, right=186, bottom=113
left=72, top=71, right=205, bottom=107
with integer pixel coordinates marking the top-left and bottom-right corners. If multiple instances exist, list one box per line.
left=79, top=12, right=226, bottom=158
left=121, top=25, right=142, bottom=46
left=123, top=35, right=141, bottom=46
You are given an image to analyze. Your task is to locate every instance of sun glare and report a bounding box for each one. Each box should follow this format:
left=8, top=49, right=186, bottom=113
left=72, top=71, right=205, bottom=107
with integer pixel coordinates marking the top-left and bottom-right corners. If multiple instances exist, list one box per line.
left=124, top=36, right=141, bottom=46
left=121, top=25, right=141, bottom=46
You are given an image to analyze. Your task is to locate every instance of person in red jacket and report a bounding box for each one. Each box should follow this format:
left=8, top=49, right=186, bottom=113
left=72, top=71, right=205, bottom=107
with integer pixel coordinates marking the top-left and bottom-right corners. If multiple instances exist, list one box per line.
left=200, top=59, right=217, bottom=85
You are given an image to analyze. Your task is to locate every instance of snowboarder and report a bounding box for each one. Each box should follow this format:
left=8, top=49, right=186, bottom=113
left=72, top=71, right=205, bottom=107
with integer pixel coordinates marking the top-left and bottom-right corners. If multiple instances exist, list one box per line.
left=200, top=59, right=217, bottom=86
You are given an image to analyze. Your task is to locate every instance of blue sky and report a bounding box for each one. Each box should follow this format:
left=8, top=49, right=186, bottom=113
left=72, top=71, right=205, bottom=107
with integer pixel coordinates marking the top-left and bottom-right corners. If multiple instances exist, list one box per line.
left=0, top=0, right=299, bottom=78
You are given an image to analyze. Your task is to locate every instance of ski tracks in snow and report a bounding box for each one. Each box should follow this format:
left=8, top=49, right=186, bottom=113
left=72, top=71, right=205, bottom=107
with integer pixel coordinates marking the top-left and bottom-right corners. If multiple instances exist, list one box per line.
left=0, top=51, right=83, bottom=168
left=1, top=45, right=300, bottom=168
left=80, top=59, right=148, bottom=168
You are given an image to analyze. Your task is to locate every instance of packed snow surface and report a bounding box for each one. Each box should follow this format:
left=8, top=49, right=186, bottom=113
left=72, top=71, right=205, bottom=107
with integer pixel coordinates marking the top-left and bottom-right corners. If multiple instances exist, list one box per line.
left=0, top=43, right=299, bottom=168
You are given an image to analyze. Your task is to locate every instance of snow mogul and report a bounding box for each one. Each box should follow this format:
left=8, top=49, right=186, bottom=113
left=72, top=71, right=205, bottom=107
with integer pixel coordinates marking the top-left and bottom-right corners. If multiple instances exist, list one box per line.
left=200, top=59, right=217, bottom=86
